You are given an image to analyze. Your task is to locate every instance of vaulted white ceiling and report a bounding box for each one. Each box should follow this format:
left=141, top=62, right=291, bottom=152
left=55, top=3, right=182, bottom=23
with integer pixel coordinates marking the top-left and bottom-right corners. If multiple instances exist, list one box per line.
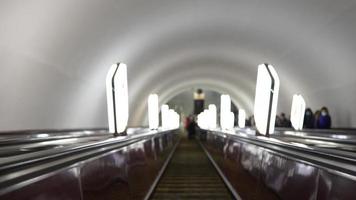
left=1, top=0, right=356, bottom=130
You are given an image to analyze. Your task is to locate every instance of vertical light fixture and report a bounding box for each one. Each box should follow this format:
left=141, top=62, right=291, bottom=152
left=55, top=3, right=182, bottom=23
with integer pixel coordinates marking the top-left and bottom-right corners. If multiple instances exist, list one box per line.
left=174, top=111, right=180, bottom=129
left=197, top=113, right=202, bottom=128
left=197, top=109, right=210, bottom=129
left=162, top=108, right=180, bottom=129
left=208, top=104, right=217, bottom=129
left=168, top=109, right=175, bottom=129
left=106, top=63, right=129, bottom=134
left=220, top=94, right=231, bottom=130
left=253, top=63, right=280, bottom=136
left=148, top=94, right=159, bottom=130
left=238, top=109, right=246, bottom=128
left=161, top=104, right=169, bottom=129
left=291, top=94, right=306, bottom=130
left=227, top=111, right=235, bottom=130
left=171, top=110, right=180, bottom=129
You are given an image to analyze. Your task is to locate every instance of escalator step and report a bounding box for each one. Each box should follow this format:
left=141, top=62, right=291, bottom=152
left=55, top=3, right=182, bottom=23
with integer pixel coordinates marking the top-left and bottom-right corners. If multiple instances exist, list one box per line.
left=150, top=136, right=234, bottom=200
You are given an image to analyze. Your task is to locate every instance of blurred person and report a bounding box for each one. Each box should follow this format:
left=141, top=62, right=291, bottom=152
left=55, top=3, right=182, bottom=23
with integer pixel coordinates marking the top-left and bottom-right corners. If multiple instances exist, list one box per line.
left=275, top=115, right=282, bottom=127
left=287, top=115, right=292, bottom=127
left=184, top=116, right=191, bottom=130
left=318, top=107, right=332, bottom=129
left=303, top=108, right=314, bottom=129
left=280, top=113, right=291, bottom=128
left=246, top=117, right=252, bottom=127
left=250, top=115, right=255, bottom=127
left=187, top=116, right=197, bottom=139
left=314, top=110, right=321, bottom=128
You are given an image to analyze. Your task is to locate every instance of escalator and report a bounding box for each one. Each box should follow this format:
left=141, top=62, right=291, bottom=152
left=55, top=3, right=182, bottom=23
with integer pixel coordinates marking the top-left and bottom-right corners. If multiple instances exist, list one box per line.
left=2, top=128, right=356, bottom=199
left=0, top=128, right=180, bottom=200
left=150, top=136, right=234, bottom=200
left=199, top=129, right=356, bottom=200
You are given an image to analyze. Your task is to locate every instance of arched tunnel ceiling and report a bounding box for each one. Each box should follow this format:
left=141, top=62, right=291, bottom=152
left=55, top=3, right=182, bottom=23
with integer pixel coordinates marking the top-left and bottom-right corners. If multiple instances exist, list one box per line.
left=1, top=0, right=356, bottom=130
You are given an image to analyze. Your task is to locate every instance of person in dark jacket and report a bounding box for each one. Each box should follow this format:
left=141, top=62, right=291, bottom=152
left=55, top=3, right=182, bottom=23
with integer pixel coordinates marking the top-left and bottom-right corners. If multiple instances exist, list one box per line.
left=314, top=110, right=321, bottom=128
left=280, top=113, right=291, bottom=128
left=318, top=107, right=332, bottom=129
left=187, top=116, right=197, bottom=139
left=303, top=108, right=314, bottom=129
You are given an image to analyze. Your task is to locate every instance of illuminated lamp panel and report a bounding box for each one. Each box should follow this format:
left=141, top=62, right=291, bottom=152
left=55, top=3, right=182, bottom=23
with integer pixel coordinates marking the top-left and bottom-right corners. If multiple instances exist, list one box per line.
left=291, top=94, right=306, bottom=130
left=148, top=94, right=159, bottom=130
left=106, top=63, right=129, bottom=134
left=208, top=104, right=217, bottom=129
left=220, top=94, right=231, bottom=130
left=253, top=63, right=280, bottom=136
left=239, top=109, right=246, bottom=128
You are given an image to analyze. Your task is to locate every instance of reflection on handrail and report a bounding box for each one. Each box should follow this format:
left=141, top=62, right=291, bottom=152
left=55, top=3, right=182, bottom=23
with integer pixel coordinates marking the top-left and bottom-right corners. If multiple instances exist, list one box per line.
left=202, top=128, right=356, bottom=177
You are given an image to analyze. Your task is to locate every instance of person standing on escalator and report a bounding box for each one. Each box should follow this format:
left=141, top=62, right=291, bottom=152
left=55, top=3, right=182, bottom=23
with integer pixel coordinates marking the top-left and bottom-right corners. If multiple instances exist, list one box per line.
left=303, top=108, right=314, bottom=129
left=187, top=116, right=197, bottom=139
left=318, top=107, right=332, bottom=129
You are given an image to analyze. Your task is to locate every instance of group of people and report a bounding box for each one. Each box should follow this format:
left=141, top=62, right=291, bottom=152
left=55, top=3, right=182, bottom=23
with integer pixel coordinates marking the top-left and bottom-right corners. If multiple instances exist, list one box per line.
left=246, top=113, right=293, bottom=128
left=246, top=106, right=332, bottom=129
left=184, top=106, right=332, bottom=137
left=304, top=107, right=332, bottom=129
left=275, top=113, right=292, bottom=128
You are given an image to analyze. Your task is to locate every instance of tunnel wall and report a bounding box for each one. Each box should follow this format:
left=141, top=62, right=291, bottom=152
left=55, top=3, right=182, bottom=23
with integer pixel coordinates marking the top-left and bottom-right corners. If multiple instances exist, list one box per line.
left=1, top=1, right=356, bottom=130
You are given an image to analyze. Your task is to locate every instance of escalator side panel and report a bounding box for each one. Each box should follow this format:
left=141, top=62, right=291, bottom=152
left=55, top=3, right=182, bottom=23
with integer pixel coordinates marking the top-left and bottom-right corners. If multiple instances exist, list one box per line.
left=260, top=150, right=319, bottom=200
left=203, top=134, right=279, bottom=200
left=80, top=150, right=129, bottom=200
left=127, top=134, right=176, bottom=200
left=240, top=142, right=265, bottom=181
left=81, top=132, right=178, bottom=200
left=1, top=168, right=81, bottom=200
left=317, top=169, right=356, bottom=200
left=203, top=131, right=356, bottom=200
left=0, top=131, right=179, bottom=200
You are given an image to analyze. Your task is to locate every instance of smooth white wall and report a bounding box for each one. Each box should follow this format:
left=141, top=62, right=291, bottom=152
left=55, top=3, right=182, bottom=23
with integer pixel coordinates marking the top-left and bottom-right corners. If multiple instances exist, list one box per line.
left=1, top=0, right=356, bottom=130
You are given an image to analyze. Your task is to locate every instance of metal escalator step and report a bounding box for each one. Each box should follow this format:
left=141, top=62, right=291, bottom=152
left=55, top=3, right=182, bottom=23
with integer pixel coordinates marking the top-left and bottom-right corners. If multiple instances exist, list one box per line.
left=150, top=136, right=234, bottom=200
left=152, top=193, right=232, bottom=200
left=155, top=188, right=229, bottom=192
left=156, top=184, right=226, bottom=187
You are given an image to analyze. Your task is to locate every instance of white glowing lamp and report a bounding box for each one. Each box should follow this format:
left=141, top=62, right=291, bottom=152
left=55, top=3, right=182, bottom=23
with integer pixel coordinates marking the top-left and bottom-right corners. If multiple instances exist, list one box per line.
left=220, top=94, right=231, bottom=130
left=208, top=104, right=217, bottom=129
left=106, top=63, right=129, bottom=133
left=226, top=112, right=235, bottom=130
left=168, top=109, right=175, bottom=129
left=197, top=114, right=201, bottom=128
left=175, top=112, right=180, bottom=129
left=197, top=109, right=210, bottom=129
left=197, top=111, right=203, bottom=128
left=166, top=109, right=180, bottom=129
left=148, top=94, right=159, bottom=130
left=204, top=109, right=212, bottom=129
left=161, top=104, right=169, bottom=129
left=174, top=111, right=180, bottom=129
left=253, top=63, right=280, bottom=135
left=238, top=109, right=246, bottom=128
left=290, top=94, right=306, bottom=130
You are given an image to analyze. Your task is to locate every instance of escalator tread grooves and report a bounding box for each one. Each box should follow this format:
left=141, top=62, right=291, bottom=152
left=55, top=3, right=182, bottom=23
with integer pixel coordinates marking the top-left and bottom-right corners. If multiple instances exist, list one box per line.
left=150, top=136, right=234, bottom=200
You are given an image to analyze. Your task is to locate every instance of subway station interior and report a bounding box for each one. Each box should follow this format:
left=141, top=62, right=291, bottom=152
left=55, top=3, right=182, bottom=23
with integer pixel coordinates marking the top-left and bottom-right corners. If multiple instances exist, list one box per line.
left=1, top=1, right=356, bottom=200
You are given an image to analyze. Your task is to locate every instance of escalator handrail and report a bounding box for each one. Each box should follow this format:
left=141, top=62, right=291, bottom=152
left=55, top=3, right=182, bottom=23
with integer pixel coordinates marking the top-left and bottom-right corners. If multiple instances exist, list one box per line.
left=0, top=129, right=178, bottom=195
left=206, top=129, right=356, bottom=179
left=0, top=129, right=174, bottom=171
left=228, top=128, right=356, bottom=159
left=0, top=129, right=109, bottom=146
